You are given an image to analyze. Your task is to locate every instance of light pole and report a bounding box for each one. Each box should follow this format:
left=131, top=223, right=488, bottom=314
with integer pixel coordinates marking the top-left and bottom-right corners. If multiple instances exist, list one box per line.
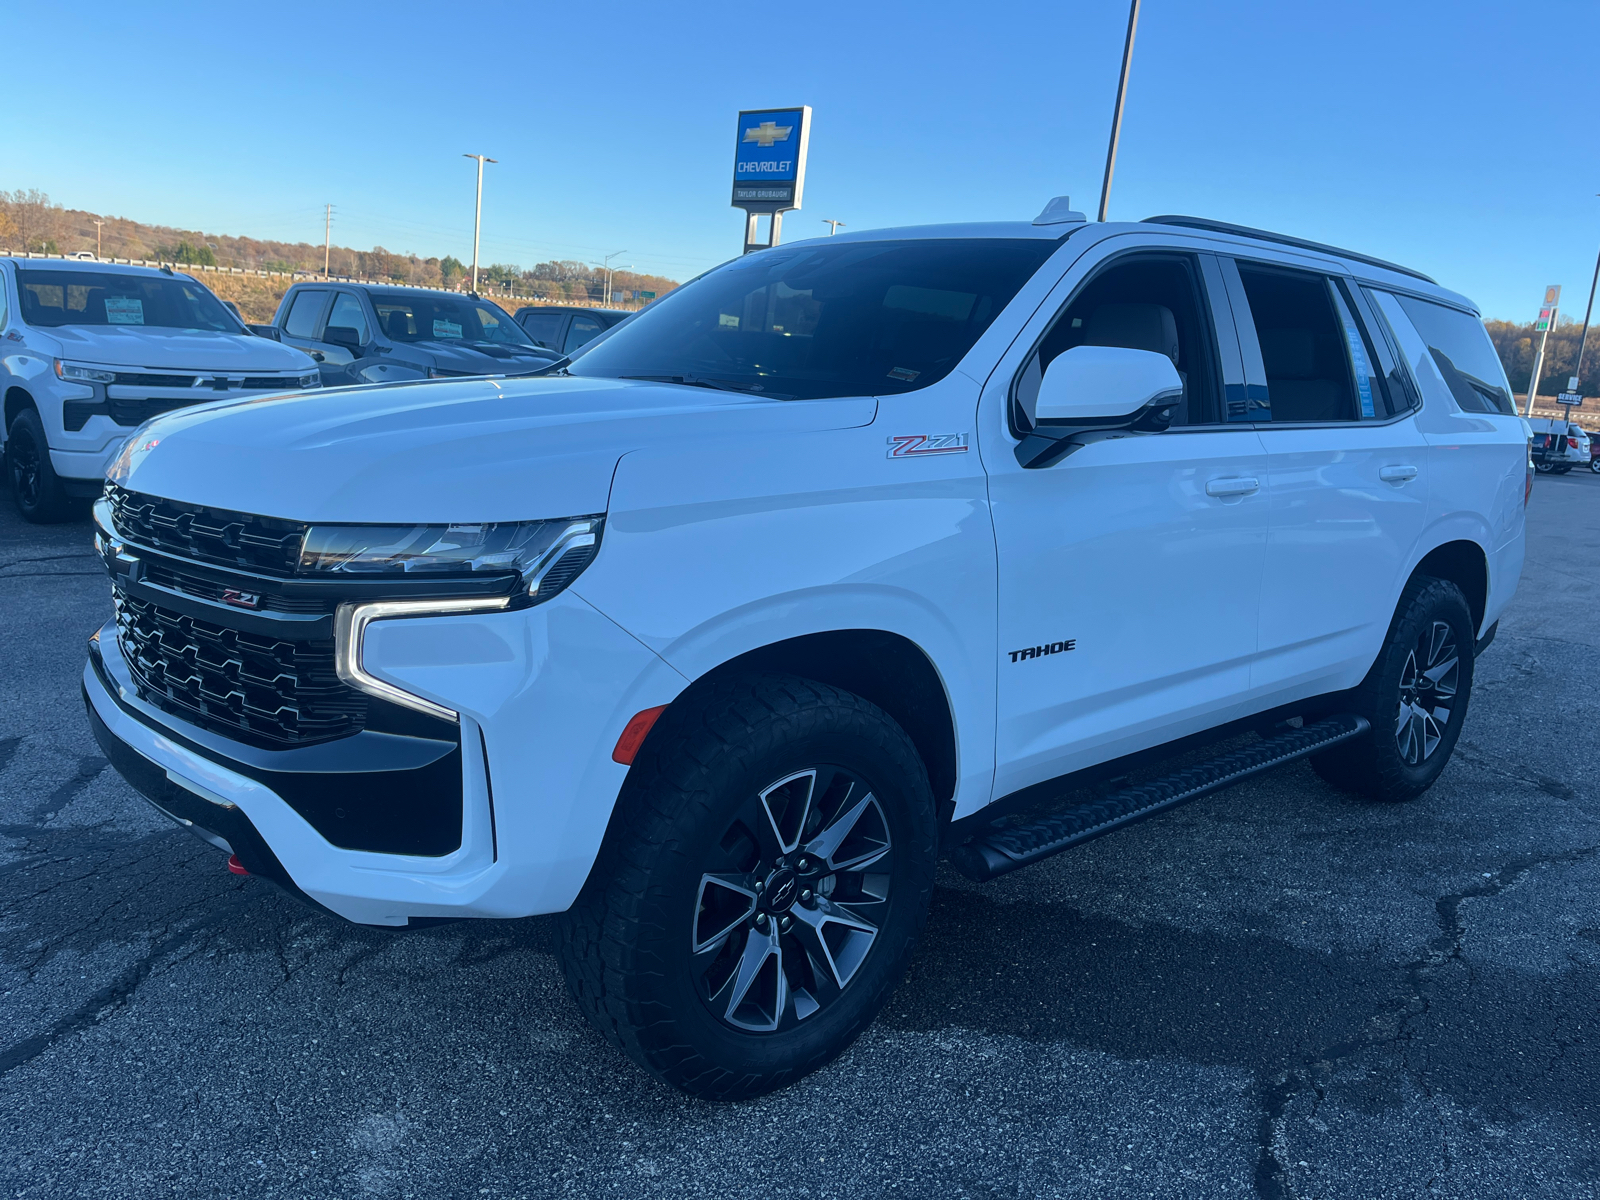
left=323, top=204, right=334, bottom=278
left=93, top=219, right=104, bottom=259
left=601, top=250, right=628, bottom=306
left=822, top=219, right=845, bottom=235
left=463, top=154, right=497, bottom=294
left=1097, top=0, right=1141, bottom=222
left=1572, top=194, right=1600, bottom=389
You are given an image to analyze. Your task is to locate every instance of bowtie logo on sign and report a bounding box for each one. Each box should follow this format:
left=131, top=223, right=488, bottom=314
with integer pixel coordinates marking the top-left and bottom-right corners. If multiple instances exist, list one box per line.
left=742, top=121, right=792, bottom=148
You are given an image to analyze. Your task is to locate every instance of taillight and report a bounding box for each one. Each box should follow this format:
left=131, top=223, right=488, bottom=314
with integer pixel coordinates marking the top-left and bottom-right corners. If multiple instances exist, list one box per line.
left=1568, top=437, right=1580, bottom=450
left=1525, top=443, right=1534, bottom=505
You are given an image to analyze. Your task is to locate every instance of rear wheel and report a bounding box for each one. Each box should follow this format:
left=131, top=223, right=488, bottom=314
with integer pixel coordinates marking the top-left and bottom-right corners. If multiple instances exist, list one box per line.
left=557, top=673, right=938, bottom=1100
left=6, top=408, right=75, bottom=524
left=1310, top=576, right=1474, bottom=802
left=1590, top=457, right=1600, bottom=473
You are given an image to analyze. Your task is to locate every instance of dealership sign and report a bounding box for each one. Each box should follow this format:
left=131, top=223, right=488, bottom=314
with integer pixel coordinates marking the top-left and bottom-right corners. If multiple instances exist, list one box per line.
left=732, top=107, right=811, bottom=211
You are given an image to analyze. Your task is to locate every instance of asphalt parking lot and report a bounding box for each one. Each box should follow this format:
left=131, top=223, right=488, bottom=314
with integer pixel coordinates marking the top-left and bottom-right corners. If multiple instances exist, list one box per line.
left=1, top=471, right=1596, bottom=1200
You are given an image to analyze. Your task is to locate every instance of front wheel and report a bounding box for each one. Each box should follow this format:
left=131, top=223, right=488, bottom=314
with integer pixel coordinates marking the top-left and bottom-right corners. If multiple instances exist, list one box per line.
left=557, top=673, right=938, bottom=1100
left=1311, top=576, right=1474, bottom=802
left=6, top=409, right=75, bottom=524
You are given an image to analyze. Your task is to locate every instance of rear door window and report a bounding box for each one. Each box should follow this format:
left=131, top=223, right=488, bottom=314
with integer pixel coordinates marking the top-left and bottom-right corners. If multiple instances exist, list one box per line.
left=520, top=310, right=566, bottom=349
left=1234, top=265, right=1358, bottom=423
left=283, top=289, right=330, bottom=338
left=1391, top=294, right=1515, bottom=415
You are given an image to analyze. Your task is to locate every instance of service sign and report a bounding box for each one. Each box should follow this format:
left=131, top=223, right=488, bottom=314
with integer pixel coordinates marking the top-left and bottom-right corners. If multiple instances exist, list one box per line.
left=1557, top=391, right=1584, bottom=406
left=732, top=107, right=811, bottom=211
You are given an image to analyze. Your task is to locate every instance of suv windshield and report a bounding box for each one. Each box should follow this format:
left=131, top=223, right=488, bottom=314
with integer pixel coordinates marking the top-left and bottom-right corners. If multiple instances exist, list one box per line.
left=568, top=238, right=1059, bottom=399
left=368, top=291, right=536, bottom=349
left=17, top=269, right=239, bottom=332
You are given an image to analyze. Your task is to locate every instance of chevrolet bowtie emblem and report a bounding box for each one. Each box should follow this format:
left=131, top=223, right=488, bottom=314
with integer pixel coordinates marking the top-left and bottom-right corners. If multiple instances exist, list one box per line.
left=742, top=121, right=792, bottom=148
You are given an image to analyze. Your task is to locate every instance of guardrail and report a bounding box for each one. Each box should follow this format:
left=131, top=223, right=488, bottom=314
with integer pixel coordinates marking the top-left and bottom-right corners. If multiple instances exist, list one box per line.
left=0, top=248, right=641, bottom=309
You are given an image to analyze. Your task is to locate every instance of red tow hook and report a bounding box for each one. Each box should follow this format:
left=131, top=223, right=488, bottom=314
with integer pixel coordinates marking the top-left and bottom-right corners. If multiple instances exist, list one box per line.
left=227, top=854, right=250, bottom=876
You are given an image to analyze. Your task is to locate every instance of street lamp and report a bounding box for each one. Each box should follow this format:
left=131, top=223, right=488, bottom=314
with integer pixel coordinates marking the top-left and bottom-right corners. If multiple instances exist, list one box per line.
left=601, top=250, right=628, bottom=306
left=463, top=153, right=497, bottom=294
left=822, top=219, right=845, bottom=235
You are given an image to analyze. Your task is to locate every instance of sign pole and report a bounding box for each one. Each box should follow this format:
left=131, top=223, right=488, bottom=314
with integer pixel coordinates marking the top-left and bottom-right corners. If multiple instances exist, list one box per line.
left=1573, top=220, right=1600, bottom=385
left=1525, top=285, right=1560, bottom=418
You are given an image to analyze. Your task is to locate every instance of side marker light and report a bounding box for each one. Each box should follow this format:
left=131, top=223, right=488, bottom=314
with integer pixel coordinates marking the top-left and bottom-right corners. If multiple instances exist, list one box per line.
left=612, top=705, right=669, bottom=765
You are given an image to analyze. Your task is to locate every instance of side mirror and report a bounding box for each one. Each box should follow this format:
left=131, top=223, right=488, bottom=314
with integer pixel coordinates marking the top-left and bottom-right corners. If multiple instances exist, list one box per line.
left=324, top=325, right=364, bottom=354
left=1017, top=345, right=1184, bottom=468
left=1033, top=344, right=1182, bottom=425
left=247, top=323, right=282, bottom=341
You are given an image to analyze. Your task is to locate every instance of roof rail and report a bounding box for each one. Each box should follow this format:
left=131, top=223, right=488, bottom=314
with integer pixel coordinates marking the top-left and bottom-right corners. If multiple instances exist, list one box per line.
left=1141, top=215, right=1435, bottom=284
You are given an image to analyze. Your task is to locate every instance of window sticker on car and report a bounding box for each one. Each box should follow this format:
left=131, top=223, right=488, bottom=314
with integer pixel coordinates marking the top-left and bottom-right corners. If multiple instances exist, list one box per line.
left=887, top=367, right=921, bottom=381
left=433, top=318, right=463, bottom=339
left=1335, top=307, right=1376, bottom=417
left=105, top=297, right=145, bottom=325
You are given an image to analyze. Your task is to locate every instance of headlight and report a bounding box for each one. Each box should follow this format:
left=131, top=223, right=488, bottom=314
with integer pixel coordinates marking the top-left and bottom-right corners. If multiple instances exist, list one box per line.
left=299, top=517, right=603, bottom=600
left=54, top=360, right=116, bottom=384
left=298, top=372, right=320, bottom=388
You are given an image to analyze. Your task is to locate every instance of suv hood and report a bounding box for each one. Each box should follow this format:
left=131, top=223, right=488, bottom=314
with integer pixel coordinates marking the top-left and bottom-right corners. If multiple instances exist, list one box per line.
left=45, top=325, right=315, bottom=372
left=400, top=340, right=557, bottom=370
left=111, top=375, right=877, bottom=523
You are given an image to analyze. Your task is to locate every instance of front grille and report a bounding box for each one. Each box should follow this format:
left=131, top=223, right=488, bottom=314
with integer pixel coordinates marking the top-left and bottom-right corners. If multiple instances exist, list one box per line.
left=109, top=485, right=305, bottom=576
left=109, top=397, right=193, bottom=427
left=113, top=583, right=364, bottom=746
left=114, top=372, right=197, bottom=388
left=140, top=559, right=328, bottom=614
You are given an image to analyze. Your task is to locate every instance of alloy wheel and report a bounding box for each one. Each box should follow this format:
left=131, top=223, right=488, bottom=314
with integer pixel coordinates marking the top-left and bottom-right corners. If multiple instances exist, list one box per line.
left=691, top=765, right=893, bottom=1032
left=1395, top=620, right=1459, bottom=766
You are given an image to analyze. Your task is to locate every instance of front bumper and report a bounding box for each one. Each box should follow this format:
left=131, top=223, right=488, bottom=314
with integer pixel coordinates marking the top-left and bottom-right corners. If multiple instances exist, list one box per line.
left=85, top=589, right=688, bottom=926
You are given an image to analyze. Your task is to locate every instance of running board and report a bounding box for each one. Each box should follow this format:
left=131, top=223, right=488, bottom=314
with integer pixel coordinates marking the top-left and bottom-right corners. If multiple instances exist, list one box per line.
left=948, top=713, right=1371, bottom=883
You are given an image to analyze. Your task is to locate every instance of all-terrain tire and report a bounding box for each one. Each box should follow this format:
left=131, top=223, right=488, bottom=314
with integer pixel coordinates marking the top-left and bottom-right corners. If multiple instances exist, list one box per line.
left=6, top=408, right=75, bottom=524
left=556, top=672, right=938, bottom=1101
left=1310, top=575, right=1475, bottom=802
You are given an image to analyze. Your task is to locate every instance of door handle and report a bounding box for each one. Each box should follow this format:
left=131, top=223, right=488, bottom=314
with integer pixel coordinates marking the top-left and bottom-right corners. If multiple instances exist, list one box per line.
left=1205, top=477, right=1260, bottom=498
left=1379, top=465, right=1419, bottom=484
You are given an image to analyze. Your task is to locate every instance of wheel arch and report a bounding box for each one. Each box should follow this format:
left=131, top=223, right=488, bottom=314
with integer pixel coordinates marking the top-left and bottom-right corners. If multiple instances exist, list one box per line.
left=4, top=384, right=36, bottom=434
left=671, top=629, right=960, bottom=818
left=1410, top=539, right=1489, bottom=635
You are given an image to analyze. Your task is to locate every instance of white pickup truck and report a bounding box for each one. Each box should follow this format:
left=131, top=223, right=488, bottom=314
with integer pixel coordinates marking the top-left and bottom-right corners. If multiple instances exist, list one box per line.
left=84, top=205, right=1528, bottom=1099
left=1, top=258, right=318, bottom=521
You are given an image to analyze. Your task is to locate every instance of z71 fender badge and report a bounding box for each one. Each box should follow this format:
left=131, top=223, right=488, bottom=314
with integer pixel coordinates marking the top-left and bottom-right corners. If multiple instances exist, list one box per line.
left=887, top=433, right=969, bottom=459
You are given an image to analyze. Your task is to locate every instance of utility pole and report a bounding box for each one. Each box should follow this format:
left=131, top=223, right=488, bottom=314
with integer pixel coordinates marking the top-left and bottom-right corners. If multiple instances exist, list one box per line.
left=1097, top=0, right=1141, bottom=223
left=1525, top=285, right=1561, bottom=418
left=1572, top=195, right=1600, bottom=387
left=601, top=250, right=627, bottom=306
left=93, top=219, right=104, bottom=259
left=322, top=204, right=334, bottom=277
left=463, top=154, right=497, bottom=295
left=822, top=219, right=845, bottom=235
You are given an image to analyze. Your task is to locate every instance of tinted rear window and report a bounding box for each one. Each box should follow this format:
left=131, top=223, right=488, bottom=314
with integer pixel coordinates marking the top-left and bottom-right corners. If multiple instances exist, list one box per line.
left=569, top=238, right=1060, bottom=400
left=1394, top=295, right=1514, bottom=415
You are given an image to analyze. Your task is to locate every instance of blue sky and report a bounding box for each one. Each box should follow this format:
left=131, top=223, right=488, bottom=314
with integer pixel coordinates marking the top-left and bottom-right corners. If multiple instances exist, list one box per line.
left=7, top=0, right=1598, bottom=319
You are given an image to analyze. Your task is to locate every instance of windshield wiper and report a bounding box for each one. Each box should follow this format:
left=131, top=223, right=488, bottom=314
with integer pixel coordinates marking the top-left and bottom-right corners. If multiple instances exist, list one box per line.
left=619, top=374, right=793, bottom=399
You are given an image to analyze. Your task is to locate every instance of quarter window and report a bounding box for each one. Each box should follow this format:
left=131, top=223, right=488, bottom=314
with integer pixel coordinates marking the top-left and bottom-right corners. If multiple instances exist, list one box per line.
left=284, top=289, right=330, bottom=339
left=1392, top=294, right=1515, bottom=415
left=1235, top=266, right=1357, bottom=423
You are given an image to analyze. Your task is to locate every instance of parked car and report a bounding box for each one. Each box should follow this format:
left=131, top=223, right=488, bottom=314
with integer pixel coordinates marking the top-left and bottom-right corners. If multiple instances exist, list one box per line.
left=86, top=205, right=1528, bottom=1100
left=0, top=258, right=319, bottom=522
left=1529, top=417, right=1590, bottom=474
left=512, top=305, right=631, bottom=355
left=1587, top=428, right=1600, bottom=472
left=264, top=283, right=559, bottom=387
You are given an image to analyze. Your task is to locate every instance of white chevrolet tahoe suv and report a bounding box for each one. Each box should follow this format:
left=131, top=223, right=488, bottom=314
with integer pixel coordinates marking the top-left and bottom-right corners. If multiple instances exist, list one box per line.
left=83, top=208, right=1529, bottom=1099
left=1, top=258, right=318, bottom=522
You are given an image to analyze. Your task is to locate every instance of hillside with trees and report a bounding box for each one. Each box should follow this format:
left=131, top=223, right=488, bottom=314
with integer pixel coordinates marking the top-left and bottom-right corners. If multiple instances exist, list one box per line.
left=1485, top=317, right=1598, bottom=400
left=0, top=188, right=679, bottom=309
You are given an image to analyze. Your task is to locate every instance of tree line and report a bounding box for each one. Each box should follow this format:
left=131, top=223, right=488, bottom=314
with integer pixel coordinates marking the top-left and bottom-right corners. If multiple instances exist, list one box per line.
left=0, top=188, right=679, bottom=305
left=1485, top=317, right=1599, bottom=399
